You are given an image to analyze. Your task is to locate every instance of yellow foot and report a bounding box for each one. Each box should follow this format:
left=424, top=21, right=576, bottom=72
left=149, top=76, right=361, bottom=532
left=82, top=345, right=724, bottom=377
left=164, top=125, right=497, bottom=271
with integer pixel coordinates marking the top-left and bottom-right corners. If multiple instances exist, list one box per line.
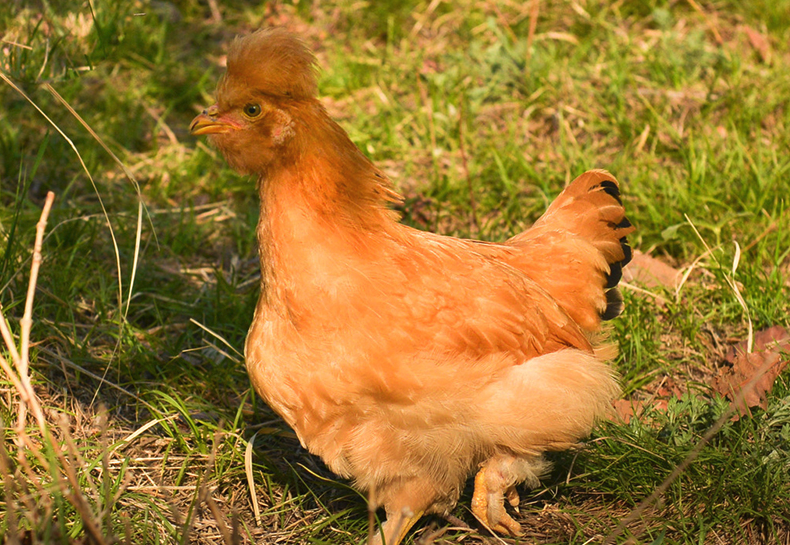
left=471, top=466, right=523, bottom=537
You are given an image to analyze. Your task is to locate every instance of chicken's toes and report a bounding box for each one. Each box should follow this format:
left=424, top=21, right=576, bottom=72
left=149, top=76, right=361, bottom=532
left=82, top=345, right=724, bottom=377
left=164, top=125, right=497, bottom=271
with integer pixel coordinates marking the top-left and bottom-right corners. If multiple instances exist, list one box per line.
left=506, top=485, right=520, bottom=512
left=490, top=509, right=523, bottom=537
left=471, top=467, right=523, bottom=537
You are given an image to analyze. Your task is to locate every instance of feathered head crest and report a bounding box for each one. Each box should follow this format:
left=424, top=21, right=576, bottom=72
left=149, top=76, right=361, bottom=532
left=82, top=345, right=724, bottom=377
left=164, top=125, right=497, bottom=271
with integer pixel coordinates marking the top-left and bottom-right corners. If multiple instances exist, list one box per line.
left=220, top=28, right=318, bottom=100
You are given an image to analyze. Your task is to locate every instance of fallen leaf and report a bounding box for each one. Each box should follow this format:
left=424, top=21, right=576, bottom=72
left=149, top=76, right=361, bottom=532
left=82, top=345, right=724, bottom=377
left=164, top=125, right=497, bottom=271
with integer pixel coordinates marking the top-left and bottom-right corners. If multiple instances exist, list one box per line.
left=714, top=325, right=790, bottom=416
left=741, top=25, right=771, bottom=64
left=623, top=250, right=682, bottom=290
left=613, top=399, right=645, bottom=423
left=655, top=379, right=684, bottom=400
left=612, top=376, right=683, bottom=423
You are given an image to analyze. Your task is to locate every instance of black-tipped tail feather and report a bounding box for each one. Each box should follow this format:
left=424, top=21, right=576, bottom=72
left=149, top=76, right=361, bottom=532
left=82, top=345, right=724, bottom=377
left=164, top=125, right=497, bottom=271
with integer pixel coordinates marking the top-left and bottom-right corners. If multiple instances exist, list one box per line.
left=591, top=175, right=634, bottom=321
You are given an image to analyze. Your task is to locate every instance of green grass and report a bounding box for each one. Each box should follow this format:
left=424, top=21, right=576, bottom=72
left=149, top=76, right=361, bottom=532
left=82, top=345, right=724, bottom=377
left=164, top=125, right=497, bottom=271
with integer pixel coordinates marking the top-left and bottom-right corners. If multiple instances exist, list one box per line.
left=1, top=0, right=790, bottom=543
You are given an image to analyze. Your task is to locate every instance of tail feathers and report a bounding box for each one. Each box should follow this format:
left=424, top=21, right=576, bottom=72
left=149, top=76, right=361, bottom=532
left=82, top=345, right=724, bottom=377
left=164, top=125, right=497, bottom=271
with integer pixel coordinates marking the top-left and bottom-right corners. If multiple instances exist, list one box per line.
left=507, top=170, right=635, bottom=331
left=602, top=287, right=624, bottom=320
left=537, top=170, right=634, bottom=260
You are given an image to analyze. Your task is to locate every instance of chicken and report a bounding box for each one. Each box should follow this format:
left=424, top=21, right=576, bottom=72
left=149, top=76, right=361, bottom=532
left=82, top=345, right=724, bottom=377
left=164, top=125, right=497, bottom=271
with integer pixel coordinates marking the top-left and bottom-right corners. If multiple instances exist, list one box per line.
left=190, top=28, right=634, bottom=545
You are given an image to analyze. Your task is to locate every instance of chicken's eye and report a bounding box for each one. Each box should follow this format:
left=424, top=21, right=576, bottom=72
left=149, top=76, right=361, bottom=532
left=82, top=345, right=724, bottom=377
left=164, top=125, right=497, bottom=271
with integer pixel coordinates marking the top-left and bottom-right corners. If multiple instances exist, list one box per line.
left=243, top=103, right=262, bottom=118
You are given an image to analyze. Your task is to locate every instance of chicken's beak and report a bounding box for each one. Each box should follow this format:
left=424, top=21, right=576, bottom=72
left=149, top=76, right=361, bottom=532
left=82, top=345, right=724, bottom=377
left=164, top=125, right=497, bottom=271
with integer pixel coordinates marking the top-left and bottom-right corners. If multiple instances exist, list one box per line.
left=190, top=105, right=239, bottom=135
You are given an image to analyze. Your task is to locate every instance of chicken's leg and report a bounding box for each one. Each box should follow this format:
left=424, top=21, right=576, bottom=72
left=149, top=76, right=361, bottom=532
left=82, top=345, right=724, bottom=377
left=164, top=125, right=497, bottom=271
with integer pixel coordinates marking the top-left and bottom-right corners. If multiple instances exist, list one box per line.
left=471, top=454, right=547, bottom=537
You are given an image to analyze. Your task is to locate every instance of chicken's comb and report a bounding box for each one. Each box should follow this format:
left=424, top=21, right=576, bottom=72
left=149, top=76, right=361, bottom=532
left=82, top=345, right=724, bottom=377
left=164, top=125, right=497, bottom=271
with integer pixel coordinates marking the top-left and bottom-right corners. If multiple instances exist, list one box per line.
left=221, top=28, right=318, bottom=100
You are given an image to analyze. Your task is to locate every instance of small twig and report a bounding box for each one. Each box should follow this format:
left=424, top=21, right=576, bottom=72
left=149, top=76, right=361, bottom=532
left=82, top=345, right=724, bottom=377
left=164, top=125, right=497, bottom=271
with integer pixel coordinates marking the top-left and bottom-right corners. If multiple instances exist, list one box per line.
left=98, top=409, right=113, bottom=529
left=728, top=241, right=753, bottom=353
left=0, top=353, right=28, bottom=410
left=17, top=192, right=54, bottom=424
left=144, top=104, right=179, bottom=146
left=14, top=429, right=50, bottom=470
left=122, top=513, right=132, bottom=545
left=673, top=244, right=717, bottom=302
left=5, top=191, right=55, bottom=435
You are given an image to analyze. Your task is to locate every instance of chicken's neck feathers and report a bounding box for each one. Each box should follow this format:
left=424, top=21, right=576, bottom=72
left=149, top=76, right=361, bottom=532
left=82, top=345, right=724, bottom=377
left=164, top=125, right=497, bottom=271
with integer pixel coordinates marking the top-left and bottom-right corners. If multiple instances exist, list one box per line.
left=265, top=103, right=399, bottom=222
left=254, top=104, right=400, bottom=314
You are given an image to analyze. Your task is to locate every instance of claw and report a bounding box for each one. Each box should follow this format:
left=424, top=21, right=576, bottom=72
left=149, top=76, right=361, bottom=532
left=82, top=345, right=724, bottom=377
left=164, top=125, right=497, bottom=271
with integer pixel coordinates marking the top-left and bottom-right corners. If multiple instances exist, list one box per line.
left=506, top=485, right=520, bottom=512
left=471, top=466, right=523, bottom=537
left=492, top=510, right=523, bottom=536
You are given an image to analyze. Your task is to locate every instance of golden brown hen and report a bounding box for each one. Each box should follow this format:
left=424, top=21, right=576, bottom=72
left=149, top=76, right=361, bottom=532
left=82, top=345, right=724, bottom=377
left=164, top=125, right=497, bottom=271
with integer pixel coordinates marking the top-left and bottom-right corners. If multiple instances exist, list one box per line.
left=191, top=28, right=634, bottom=545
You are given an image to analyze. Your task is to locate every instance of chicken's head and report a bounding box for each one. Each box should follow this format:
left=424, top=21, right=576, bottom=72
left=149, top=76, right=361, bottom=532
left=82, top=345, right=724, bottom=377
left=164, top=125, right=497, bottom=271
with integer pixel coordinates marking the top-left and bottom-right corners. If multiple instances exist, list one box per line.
left=189, top=28, right=317, bottom=175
